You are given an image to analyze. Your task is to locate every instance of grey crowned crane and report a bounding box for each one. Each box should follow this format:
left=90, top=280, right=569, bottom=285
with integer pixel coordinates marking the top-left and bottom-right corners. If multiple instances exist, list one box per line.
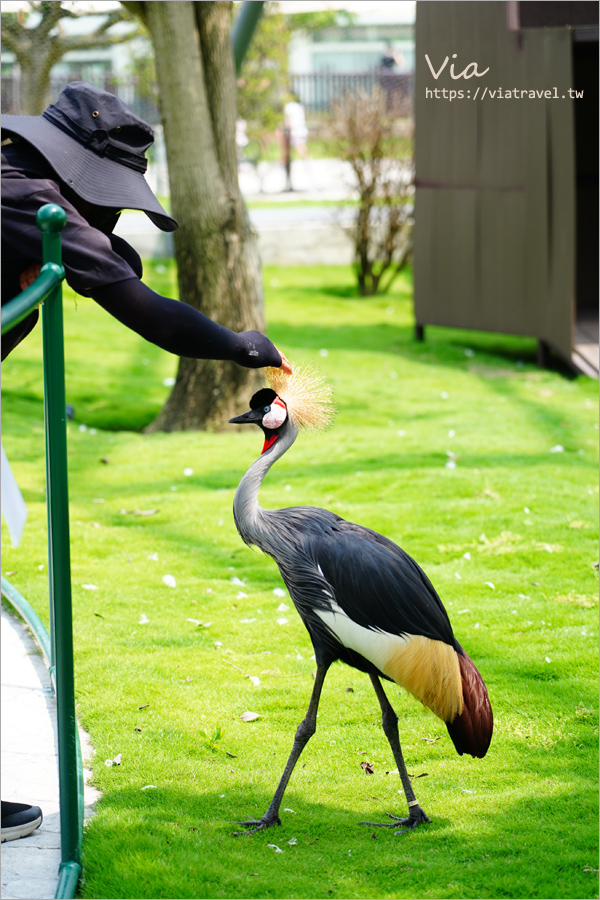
left=228, top=365, right=493, bottom=835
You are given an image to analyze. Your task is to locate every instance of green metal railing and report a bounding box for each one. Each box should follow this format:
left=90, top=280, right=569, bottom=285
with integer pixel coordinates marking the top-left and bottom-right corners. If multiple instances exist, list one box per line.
left=232, top=0, right=264, bottom=73
left=1, top=203, right=83, bottom=900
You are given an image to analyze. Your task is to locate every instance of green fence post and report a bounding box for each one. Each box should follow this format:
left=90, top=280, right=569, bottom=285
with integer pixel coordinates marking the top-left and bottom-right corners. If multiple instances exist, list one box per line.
left=37, top=204, right=83, bottom=882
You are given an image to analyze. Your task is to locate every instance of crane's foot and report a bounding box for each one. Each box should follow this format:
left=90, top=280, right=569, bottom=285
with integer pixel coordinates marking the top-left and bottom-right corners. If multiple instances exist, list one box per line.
left=360, top=805, right=431, bottom=835
left=230, top=814, right=281, bottom=836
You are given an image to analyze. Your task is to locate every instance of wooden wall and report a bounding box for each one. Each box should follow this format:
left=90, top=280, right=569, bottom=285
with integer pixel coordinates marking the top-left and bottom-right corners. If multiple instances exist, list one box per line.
left=414, top=1, right=575, bottom=358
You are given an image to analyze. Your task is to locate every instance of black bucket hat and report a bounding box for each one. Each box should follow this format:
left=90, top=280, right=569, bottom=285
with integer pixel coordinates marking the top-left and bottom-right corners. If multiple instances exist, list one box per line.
left=2, top=81, right=177, bottom=233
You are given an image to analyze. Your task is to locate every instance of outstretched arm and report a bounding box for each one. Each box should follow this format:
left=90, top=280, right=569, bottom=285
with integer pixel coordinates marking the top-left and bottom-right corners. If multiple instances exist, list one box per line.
left=91, top=277, right=291, bottom=371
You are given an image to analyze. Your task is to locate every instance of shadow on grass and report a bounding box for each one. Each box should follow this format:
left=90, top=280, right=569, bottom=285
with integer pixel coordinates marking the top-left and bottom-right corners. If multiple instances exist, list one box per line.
left=81, top=757, right=597, bottom=900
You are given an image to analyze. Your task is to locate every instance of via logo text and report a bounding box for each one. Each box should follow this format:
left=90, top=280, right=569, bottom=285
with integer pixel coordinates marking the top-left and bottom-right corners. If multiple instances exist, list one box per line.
left=425, top=54, right=489, bottom=79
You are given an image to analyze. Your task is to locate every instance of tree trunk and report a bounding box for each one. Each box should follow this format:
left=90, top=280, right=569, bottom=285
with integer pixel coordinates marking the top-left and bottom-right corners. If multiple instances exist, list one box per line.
left=141, top=1, right=266, bottom=432
left=19, top=61, right=51, bottom=115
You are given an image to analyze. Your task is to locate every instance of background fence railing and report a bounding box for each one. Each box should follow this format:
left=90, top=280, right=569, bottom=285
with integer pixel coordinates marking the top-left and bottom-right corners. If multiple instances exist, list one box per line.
left=1, top=204, right=83, bottom=900
left=2, top=69, right=414, bottom=123
left=1, top=71, right=161, bottom=124
left=290, top=69, right=414, bottom=115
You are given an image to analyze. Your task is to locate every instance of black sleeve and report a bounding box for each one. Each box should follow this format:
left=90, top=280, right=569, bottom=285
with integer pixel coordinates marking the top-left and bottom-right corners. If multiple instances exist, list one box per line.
left=90, top=277, right=283, bottom=368
left=108, top=234, right=143, bottom=279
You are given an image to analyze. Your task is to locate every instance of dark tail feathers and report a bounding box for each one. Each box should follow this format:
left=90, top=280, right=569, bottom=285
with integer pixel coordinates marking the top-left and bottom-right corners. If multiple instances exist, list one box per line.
left=446, top=647, right=493, bottom=758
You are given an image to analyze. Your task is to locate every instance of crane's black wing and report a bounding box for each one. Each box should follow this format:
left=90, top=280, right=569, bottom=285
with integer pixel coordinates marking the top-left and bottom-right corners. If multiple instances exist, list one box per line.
left=266, top=507, right=457, bottom=648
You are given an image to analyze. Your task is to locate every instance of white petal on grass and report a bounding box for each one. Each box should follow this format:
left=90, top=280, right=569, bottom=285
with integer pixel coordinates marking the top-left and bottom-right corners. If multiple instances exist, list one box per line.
left=147, top=553, right=159, bottom=561
left=445, top=460, right=456, bottom=469
left=183, top=468, right=193, bottom=476
left=248, top=676, right=261, bottom=687
left=105, top=753, right=122, bottom=767
left=162, top=574, right=176, bottom=588
left=267, top=844, right=284, bottom=853
left=139, top=614, right=149, bottom=625
left=141, top=785, right=157, bottom=791
left=485, top=582, right=495, bottom=589
left=284, top=808, right=296, bottom=814
left=518, top=593, right=530, bottom=600
left=550, top=445, right=564, bottom=453
left=463, top=552, right=471, bottom=560
left=230, top=576, right=245, bottom=586
left=461, top=789, right=473, bottom=794
left=319, top=348, right=329, bottom=357
left=82, top=584, right=98, bottom=591
left=455, top=572, right=462, bottom=579
left=457, top=609, right=470, bottom=615
left=287, top=837, right=298, bottom=845
left=163, top=377, right=176, bottom=387
left=464, top=348, right=474, bottom=357
left=440, top=391, right=449, bottom=399
left=79, top=424, right=87, bottom=432
left=397, top=429, right=406, bottom=437
left=448, top=429, right=455, bottom=437
left=240, top=711, right=261, bottom=722
left=240, top=617, right=256, bottom=624
left=277, top=617, right=289, bottom=626
left=545, top=656, right=551, bottom=663
left=237, top=591, right=248, bottom=599
left=277, top=603, right=290, bottom=612
left=273, top=588, right=286, bottom=597
left=524, top=507, right=530, bottom=514
left=187, top=618, right=201, bottom=626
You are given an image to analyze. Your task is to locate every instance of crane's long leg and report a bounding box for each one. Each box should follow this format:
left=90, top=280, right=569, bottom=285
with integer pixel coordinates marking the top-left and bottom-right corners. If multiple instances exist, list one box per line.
left=232, top=662, right=330, bottom=836
left=360, top=672, right=431, bottom=834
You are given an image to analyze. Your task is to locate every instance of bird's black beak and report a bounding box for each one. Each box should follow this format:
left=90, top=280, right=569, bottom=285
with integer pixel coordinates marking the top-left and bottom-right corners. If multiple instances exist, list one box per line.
left=229, top=408, right=264, bottom=426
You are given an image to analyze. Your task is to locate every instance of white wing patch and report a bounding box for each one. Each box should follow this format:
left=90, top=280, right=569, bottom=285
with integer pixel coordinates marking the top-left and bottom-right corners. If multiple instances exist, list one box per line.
left=315, top=600, right=462, bottom=722
left=315, top=600, right=410, bottom=676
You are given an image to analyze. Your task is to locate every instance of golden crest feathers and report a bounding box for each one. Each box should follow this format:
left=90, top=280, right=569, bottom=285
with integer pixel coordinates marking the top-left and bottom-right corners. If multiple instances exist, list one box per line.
left=265, top=363, right=334, bottom=431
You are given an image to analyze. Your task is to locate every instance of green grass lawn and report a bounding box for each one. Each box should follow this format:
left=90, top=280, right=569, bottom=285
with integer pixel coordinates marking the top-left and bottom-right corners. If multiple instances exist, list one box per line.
left=1, top=264, right=598, bottom=900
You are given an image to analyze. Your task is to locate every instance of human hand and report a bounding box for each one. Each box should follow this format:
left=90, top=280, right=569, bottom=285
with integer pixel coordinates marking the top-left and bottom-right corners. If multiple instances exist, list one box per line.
left=236, top=331, right=293, bottom=372
left=19, top=262, right=42, bottom=292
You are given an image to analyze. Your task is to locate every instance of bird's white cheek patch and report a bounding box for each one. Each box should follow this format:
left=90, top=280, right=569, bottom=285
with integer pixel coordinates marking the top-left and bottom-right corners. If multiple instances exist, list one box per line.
left=263, top=397, right=287, bottom=429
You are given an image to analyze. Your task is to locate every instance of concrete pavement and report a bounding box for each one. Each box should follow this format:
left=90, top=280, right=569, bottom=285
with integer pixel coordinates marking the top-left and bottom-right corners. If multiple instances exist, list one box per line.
left=116, top=157, right=360, bottom=264
left=1, top=604, right=99, bottom=900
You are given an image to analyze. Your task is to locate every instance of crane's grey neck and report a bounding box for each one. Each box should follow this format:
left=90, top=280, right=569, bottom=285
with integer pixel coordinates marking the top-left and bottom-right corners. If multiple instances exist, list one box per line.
left=233, top=420, right=299, bottom=546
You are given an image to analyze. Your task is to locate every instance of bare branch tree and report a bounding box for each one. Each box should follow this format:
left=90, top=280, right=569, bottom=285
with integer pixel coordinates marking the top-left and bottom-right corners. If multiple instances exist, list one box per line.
left=331, top=88, right=414, bottom=296
left=1, top=1, right=139, bottom=114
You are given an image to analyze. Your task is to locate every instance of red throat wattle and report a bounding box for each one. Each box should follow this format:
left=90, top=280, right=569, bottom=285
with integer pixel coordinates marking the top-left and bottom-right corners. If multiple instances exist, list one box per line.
left=262, top=433, right=279, bottom=455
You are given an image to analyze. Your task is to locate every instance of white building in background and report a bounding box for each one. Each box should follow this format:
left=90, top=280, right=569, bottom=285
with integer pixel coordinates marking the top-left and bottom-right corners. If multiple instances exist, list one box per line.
left=288, top=5, right=415, bottom=75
